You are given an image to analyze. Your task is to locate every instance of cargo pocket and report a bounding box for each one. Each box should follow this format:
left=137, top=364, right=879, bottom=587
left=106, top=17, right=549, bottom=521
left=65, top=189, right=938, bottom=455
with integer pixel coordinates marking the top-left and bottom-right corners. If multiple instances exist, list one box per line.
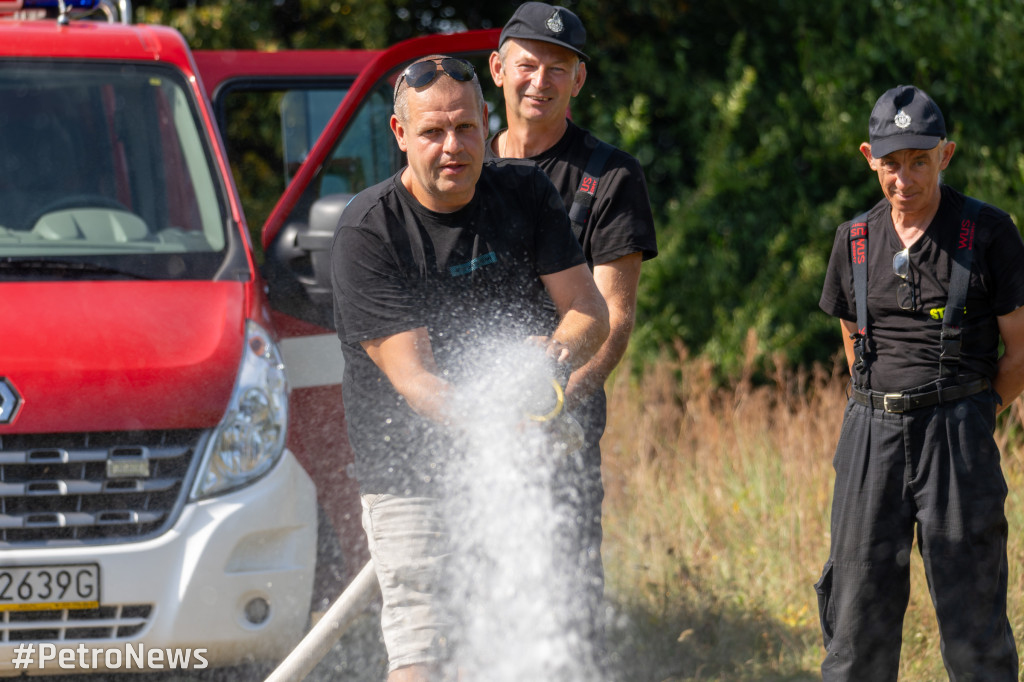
left=814, top=559, right=835, bottom=649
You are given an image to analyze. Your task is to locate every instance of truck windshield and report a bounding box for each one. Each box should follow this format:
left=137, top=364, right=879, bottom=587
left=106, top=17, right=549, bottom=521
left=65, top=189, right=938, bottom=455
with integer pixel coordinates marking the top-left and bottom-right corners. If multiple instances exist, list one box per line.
left=0, top=61, right=235, bottom=280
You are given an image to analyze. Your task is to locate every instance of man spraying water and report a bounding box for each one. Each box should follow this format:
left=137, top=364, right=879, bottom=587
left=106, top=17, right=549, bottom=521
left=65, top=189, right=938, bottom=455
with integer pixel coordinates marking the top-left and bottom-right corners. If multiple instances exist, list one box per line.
left=330, top=54, right=608, bottom=682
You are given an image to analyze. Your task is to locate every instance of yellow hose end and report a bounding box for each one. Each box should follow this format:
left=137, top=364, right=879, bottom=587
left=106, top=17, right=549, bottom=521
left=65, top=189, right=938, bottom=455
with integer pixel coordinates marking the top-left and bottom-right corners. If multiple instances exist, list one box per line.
left=525, top=378, right=564, bottom=422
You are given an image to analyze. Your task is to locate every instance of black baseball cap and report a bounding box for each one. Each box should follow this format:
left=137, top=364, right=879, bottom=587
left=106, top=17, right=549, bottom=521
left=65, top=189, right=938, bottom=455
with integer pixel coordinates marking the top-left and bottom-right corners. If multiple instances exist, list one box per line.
left=868, top=85, right=947, bottom=158
left=499, top=2, right=589, bottom=61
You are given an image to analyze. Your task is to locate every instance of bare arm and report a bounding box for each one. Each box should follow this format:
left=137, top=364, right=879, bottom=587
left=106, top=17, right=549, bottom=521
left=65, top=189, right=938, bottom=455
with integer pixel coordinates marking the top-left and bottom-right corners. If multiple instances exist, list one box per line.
left=539, top=262, right=610, bottom=370
left=563, top=253, right=642, bottom=408
left=360, top=327, right=452, bottom=424
left=840, top=318, right=858, bottom=375
left=994, top=305, right=1024, bottom=414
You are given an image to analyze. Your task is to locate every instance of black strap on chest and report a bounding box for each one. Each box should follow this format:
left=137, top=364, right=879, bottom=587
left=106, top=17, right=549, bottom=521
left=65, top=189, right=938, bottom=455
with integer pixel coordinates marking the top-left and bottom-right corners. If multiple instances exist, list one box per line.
left=848, top=212, right=871, bottom=376
left=567, top=139, right=615, bottom=240
left=939, top=196, right=982, bottom=379
left=848, top=196, right=983, bottom=384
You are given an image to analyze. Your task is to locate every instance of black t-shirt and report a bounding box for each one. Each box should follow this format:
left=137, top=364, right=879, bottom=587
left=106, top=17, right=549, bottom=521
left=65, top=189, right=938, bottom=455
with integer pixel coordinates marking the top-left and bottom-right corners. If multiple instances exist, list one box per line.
left=486, top=120, right=658, bottom=267
left=486, top=121, right=658, bottom=430
left=820, top=185, right=1024, bottom=392
left=331, top=159, right=585, bottom=494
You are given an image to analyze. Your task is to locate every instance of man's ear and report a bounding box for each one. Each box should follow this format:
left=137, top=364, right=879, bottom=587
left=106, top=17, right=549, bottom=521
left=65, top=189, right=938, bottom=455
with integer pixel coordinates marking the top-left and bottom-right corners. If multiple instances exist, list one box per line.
left=939, top=140, right=956, bottom=170
left=489, top=50, right=504, bottom=87
left=859, top=141, right=876, bottom=168
left=390, top=114, right=408, bottom=152
left=571, top=61, right=587, bottom=98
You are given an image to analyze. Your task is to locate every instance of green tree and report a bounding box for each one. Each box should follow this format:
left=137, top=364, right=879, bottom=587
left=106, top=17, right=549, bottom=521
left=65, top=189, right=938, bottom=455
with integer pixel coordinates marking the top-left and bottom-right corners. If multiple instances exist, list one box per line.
left=571, top=0, right=1024, bottom=378
left=134, top=0, right=1024, bottom=379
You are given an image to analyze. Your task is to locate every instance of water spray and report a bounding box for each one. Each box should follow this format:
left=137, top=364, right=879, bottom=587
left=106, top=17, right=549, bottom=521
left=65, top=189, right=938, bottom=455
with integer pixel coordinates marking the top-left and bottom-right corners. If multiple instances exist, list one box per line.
left=265, top=342, right=597, bottom=681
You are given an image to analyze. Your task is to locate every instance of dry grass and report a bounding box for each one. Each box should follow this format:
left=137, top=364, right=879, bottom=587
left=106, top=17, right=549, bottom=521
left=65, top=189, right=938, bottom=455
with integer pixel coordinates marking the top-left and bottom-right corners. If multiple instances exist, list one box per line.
left=600, top=337, right=1024, bottom=681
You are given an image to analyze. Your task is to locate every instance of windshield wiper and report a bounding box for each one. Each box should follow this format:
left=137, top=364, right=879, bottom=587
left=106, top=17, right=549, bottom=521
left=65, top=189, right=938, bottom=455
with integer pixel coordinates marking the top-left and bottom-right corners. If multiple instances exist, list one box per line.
left=0, top=258, right=151, bottom=280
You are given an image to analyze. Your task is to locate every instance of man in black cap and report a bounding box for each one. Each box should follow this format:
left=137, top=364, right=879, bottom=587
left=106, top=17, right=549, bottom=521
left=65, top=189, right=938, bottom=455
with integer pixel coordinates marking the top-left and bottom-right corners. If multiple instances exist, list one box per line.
left=816, top=84, right=1024, bottom=680
left=486, top=2, right=658, bottom=655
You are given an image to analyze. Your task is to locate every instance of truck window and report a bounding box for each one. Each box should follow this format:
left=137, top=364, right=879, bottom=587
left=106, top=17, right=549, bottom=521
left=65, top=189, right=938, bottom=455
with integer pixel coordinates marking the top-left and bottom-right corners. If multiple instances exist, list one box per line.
left=0, top=61, right=231, bottom=279
left=273, top=80, right=403, bottom=241
left=215, top=85, right=342, bottom=251
left=216, top=80, right=398, bottom=253
left=305, top=84, right=396, bottom=196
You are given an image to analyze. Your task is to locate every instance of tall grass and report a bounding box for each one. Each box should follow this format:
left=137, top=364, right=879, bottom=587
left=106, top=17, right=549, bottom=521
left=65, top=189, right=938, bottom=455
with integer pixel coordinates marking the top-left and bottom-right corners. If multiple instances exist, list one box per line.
left=600, top=337, right=1024, bottom=681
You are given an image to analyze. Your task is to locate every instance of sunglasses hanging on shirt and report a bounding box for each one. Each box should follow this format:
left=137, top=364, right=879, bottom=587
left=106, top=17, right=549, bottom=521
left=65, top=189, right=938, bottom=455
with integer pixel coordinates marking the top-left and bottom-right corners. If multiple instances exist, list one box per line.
left=893, top=246, right=917, bottom=311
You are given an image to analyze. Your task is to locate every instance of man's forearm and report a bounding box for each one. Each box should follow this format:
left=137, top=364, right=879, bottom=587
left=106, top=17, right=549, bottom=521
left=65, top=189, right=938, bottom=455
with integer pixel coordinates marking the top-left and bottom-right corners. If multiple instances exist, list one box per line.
left=993, top=351, right=1024, bottom=414
left=564, top=313, right=632, bottom=407
left=551, top=305, right=609, bottom=371
left=563, top=254, right=641, bottom=405
left=994, top=306, right=1024, bottom=414
left=361, top=327, right=455, bottom=424
left=396, top=370, right=456, bottom=424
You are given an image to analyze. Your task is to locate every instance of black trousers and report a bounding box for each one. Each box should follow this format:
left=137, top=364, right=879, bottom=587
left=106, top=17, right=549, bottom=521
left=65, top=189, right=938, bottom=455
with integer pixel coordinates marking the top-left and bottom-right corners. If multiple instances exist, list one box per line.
left=816, top=391, right=1017, bottom=681
left=552, top=388, right=607, bottom=657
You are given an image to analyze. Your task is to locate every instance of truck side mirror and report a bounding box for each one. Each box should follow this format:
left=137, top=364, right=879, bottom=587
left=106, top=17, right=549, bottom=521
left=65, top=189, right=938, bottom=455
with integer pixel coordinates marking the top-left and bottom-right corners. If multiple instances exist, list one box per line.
left=263, top=193, right=354, bottom=330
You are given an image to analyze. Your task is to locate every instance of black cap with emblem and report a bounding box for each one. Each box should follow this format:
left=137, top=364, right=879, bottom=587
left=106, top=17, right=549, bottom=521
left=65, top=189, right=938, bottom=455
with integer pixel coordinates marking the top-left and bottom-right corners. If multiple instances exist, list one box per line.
left=868, top=85, right=947, bottom=158
left=499, top=2, right=589, bottom=61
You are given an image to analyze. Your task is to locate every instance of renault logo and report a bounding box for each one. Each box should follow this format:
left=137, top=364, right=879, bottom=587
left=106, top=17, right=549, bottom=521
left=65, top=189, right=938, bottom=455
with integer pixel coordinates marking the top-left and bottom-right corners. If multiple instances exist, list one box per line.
left=0, top=378, right=22, bottom=424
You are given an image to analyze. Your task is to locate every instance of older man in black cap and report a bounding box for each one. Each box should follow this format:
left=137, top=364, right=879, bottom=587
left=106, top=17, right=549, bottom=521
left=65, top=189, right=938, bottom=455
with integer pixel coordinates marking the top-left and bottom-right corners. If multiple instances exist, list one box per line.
left=816, top=84, right=1024, bottom=681
left=486, top=2, right=658, bottom=655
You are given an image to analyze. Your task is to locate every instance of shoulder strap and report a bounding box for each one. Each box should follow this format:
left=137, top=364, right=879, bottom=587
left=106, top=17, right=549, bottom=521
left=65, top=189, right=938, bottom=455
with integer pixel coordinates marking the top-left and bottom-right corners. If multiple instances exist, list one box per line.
left=567, top=139, right=615, bottom=240
left=849, top=212, right=871, bottom=377
left=939, top=196, right=983, bottom=379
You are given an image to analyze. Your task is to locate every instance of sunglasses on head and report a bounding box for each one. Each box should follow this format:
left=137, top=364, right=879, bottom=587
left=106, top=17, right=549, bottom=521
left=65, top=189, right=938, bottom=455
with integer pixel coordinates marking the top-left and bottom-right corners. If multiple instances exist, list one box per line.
left=394, top=57, right=475, bottom=101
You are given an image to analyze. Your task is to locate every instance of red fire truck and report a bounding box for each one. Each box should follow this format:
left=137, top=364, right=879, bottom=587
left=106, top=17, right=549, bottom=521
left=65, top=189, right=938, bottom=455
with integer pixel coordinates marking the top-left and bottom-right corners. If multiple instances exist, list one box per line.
left=0, top=0, right=498, bottom=673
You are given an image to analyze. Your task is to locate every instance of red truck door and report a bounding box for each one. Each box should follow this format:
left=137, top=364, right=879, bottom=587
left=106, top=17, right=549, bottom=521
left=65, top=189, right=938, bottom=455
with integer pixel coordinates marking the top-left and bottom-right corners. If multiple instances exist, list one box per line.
left=193, top=29, right=501, bottom=588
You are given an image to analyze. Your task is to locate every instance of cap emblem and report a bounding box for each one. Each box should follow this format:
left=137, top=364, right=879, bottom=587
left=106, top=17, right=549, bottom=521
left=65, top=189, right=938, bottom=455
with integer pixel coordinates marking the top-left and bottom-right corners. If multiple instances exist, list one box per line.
left=894, top=108, right=912, bottom=129
left=546, top=9, right=564, bottom=34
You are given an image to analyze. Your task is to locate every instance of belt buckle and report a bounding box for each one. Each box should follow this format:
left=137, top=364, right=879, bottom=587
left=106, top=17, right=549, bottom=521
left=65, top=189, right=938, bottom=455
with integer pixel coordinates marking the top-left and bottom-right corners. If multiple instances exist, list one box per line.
left=883, top=393, right=905, bottom=413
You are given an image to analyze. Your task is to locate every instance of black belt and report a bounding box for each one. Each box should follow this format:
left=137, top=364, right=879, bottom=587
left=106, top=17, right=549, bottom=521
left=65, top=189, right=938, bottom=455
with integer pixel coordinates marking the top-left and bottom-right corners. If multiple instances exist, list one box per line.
left=851, top=378, right=991, bottom=414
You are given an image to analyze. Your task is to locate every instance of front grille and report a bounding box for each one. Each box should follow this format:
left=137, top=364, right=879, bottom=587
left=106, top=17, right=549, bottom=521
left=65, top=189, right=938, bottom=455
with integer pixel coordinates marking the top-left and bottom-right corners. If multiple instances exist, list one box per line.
left=1, top=603, right=153, bottom=641
left=0, top=430, right=206, bottom=545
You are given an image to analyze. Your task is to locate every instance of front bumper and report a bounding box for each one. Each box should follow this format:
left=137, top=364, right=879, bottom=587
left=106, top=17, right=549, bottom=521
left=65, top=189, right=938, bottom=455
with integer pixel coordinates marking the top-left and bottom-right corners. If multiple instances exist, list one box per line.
left=0, top=450, right=317, bottom=676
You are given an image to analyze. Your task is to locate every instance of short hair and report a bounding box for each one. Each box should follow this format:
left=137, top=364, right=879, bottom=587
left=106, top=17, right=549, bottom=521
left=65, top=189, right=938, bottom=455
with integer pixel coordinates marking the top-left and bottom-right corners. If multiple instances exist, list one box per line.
left=393, top=55, right=485, bottom=124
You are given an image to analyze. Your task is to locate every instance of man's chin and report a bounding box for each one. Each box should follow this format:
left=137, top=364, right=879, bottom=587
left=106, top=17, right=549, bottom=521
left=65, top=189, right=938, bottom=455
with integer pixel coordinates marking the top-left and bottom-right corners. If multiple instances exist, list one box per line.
left=520, top=102, right=559, bottom=120
left=433, top=179, right=476, bottom=205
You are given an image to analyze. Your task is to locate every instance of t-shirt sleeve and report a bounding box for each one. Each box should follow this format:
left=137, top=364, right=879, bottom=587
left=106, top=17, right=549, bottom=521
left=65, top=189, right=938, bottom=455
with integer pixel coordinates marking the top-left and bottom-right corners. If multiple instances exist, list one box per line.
left=531, top=168, right=588, bottom=275
left=986, top=212, right=1024, bottom=316
left=819, top=223, right=856, bottom=322
left=587, top=155, right=658, bottom=266
left=331, top=205, right=422, bottom=345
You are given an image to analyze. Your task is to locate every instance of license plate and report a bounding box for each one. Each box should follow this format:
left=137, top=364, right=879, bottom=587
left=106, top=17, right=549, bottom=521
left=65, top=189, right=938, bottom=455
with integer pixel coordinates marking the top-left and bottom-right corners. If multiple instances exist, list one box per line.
left=0, top=564, right=100, bottom=612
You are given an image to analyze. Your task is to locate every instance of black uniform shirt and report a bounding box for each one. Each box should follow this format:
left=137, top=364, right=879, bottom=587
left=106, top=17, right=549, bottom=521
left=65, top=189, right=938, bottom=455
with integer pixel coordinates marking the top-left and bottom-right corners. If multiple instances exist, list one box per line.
left=820, top=185, right=1024, bottom=392
left=487, top=120, right=658, bottom=267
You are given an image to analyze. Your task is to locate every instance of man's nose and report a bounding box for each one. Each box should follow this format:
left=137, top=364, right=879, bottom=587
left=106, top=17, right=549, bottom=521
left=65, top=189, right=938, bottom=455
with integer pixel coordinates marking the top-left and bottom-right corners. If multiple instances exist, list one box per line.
left=443, top=129, right=462, bottom=154
left=531, top=67, right=549, bottom=89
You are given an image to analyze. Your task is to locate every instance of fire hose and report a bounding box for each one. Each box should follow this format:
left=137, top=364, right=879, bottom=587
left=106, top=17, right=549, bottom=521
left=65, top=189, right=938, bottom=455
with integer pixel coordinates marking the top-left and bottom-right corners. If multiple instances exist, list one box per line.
left=263, top=559, right=379, bottom=682
left=265, top=369, right=582, bottom=681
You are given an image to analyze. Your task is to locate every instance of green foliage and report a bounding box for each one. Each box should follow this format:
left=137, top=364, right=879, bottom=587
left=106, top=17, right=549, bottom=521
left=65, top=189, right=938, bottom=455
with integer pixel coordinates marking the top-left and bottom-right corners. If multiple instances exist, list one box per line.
left=136, top=0, right=393, bottom=49
left=135, top=0, right=1024, bottom=379
left=573, top=0, right=1024, bottom=379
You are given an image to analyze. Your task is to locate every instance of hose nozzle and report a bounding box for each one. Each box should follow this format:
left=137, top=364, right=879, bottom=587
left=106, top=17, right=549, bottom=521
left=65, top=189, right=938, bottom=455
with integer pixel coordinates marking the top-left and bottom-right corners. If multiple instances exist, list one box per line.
left=523, top=378, right=565, bottom=422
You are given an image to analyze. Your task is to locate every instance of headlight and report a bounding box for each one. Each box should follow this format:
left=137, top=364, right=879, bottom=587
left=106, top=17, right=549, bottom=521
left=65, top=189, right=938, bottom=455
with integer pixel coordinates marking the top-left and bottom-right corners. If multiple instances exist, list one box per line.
left=192, top=321, right=289, bottom=499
